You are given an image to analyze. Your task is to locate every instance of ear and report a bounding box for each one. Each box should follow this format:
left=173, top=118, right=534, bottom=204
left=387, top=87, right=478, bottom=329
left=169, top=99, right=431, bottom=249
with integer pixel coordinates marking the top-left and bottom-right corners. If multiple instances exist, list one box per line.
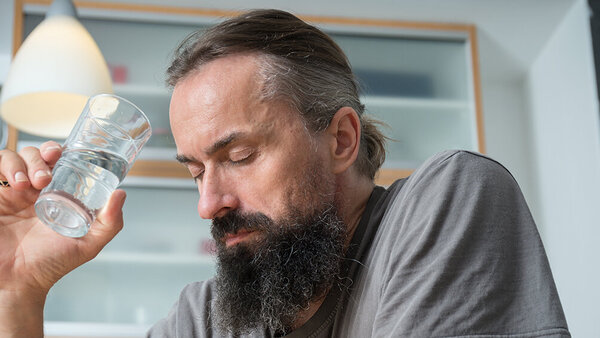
left=324, top=107, right=361, bottom=175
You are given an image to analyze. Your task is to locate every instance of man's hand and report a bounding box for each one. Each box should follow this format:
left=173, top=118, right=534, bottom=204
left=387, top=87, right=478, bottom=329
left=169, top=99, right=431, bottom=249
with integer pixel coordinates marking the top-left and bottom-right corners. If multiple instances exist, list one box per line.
left=0, top=141, right=126, bottom=337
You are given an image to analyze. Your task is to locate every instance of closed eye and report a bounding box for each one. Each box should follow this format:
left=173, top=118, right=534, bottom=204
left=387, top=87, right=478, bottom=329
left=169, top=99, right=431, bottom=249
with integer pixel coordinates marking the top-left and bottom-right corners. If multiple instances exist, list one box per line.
left=229, top=148, right=256, bottom=165
left=192, top=169, right=205, bottom=182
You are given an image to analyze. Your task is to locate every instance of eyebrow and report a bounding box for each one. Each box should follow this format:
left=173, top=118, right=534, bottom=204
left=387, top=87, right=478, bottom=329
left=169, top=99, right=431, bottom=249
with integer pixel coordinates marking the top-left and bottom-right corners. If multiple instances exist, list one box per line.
left=175, top=131, right=243, bottom=164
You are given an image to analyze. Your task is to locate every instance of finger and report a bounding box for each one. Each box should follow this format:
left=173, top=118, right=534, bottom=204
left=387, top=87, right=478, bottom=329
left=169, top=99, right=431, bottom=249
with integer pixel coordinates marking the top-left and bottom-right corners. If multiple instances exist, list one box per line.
left=39, top=141, right=63, bottom=167
left=18, top=147, right=53, bottom=190
left=82, top=189, right=126, bottom=253
left=0, top=149, right=31, bottom=190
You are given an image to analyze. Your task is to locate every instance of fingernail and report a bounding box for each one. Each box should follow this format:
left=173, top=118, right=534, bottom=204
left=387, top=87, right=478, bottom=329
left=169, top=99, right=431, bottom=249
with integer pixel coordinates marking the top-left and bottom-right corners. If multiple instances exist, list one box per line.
left=34, top=170, right=51, bottom=179
left=15, top=171, right=28, bottom=182
left=43, top=146, right=62, bottom=155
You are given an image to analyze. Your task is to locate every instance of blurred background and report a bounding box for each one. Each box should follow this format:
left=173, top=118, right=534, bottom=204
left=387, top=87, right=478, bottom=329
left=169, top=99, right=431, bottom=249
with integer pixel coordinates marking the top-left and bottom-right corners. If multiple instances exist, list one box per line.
left=0, top=0, right=599, bottom=337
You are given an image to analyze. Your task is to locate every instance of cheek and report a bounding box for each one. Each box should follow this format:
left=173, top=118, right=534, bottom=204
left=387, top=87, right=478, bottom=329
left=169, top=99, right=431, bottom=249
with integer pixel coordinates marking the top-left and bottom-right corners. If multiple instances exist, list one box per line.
left=236, top=132, right=325, bottom=217
left=243, top=161, right=287, bottom=211
left=232, top=153, right=301, bottom=219
left=294, top=156, right=336, bottom=207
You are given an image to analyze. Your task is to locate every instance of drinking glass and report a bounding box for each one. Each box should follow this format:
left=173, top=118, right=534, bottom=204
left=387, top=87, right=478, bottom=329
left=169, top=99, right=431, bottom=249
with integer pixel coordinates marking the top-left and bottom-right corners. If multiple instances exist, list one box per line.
left=35, top=94, right=152, bottom=237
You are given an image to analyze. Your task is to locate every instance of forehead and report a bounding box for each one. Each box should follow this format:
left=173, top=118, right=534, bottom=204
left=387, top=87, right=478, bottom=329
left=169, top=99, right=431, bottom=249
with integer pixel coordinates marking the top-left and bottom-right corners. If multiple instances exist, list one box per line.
left=170, top=53, right=262, bottom=124
left=168, top=54, right=305, bottom=155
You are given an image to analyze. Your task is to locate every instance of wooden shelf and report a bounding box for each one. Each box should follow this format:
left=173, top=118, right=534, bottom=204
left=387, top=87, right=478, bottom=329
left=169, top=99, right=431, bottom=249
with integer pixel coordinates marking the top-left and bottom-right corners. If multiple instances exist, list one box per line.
left=129, top=158, right=190, bottom=179
left=375, top=168, right=413, bottom=186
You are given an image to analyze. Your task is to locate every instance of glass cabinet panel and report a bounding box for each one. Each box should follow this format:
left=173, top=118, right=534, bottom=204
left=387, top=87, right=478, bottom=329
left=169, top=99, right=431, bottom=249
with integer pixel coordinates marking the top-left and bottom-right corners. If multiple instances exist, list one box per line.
left=22, top=12, right=481, bottom=175
left=333, top=33, right=477, bottom=169
left=336, top=34, right=469, bottom=100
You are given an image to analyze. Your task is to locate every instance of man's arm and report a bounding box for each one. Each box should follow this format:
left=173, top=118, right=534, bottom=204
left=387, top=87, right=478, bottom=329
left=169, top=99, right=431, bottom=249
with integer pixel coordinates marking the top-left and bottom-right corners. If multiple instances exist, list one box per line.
left=0, top=290, right=45, bottom=337
left=372, top=150, right=570, bottom=336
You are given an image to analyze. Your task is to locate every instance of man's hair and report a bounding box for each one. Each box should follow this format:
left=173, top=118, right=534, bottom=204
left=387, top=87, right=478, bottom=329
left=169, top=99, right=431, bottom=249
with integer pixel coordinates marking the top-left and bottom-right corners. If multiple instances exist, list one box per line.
left=167, top=9, right=386, bottom=179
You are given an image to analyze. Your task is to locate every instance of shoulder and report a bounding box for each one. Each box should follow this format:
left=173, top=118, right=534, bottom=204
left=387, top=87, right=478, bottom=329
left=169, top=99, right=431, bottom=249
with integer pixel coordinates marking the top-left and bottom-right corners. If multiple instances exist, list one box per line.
left=376, top=149, right=532, bottom=267
left=385, top=150, right=529, bottom=226
left=366, top=151, right=569, bottom=335
left=392, top=150, right=519, bottom=204
left=174, top=279, right=217, bottom=322
left=414, top=150, right=515, bottom=184
left=179, top=279, right=216, bottom=302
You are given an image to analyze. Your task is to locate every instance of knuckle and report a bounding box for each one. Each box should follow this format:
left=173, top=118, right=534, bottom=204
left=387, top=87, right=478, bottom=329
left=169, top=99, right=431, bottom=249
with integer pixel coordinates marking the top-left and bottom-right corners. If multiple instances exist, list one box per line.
left=0, top=148, right=15, bottom=156
left=18, top=147, right=46, bottom=168
left=0, top=149, right=19, bottom=164
left=19, top=146, right=39, bottom=154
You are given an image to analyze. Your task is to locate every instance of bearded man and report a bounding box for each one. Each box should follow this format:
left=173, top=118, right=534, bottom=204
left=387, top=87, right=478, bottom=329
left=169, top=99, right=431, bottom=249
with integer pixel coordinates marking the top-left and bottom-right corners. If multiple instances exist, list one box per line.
left=0, top=9, right=569, bottom=338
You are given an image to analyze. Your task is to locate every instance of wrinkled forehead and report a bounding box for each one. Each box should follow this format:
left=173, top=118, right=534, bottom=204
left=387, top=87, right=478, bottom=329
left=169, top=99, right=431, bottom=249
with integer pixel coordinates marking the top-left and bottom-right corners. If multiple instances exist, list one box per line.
left=168, top=54, right=310, bottom=154
left=169, top=55, right=264, bottom=125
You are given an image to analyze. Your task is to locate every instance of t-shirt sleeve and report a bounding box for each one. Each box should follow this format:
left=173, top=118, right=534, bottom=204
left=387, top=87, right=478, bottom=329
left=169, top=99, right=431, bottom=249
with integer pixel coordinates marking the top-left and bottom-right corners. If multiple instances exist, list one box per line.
left=371, top=150, right=570, bottom=337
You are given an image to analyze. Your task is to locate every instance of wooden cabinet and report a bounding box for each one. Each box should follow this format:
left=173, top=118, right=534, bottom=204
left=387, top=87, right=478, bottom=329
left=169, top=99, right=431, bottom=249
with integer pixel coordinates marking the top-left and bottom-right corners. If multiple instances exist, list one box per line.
left=14, top=1, right=484, bottom=186
left=9, top=2, right=484, bottom=336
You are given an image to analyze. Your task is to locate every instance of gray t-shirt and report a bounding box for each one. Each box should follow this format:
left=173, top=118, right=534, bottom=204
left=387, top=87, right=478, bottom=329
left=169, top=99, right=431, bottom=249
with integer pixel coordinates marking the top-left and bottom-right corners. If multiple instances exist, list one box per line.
left=148, top=150, right=570, bottom=337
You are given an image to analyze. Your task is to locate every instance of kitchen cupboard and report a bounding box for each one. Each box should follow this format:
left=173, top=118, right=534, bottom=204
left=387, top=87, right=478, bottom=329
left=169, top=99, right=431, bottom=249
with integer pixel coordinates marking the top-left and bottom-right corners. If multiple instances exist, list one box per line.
left=8, top=1, right=485, bottom=336
left=14, top=2, right=485, bottom=185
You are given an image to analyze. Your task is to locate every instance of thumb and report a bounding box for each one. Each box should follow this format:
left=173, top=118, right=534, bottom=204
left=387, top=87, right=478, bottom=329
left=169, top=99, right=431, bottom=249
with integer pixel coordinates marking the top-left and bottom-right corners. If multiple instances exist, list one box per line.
left=80, top=189, right=126, bottom=253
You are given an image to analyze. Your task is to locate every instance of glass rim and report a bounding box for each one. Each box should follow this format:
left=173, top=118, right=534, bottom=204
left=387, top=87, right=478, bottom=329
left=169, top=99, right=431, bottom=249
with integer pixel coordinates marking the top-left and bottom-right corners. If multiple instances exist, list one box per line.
left=89, top=93, right=152, bottom=125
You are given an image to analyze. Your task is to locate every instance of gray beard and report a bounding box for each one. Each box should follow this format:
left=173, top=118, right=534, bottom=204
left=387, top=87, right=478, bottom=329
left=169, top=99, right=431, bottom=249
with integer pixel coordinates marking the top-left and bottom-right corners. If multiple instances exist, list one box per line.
left=211, top=205, right=347, bottom=335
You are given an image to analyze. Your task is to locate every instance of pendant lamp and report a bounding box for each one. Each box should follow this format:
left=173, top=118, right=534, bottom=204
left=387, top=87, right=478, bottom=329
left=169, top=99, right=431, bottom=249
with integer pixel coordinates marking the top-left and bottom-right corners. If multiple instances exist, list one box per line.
left=0, top=0, right=113, bottom=139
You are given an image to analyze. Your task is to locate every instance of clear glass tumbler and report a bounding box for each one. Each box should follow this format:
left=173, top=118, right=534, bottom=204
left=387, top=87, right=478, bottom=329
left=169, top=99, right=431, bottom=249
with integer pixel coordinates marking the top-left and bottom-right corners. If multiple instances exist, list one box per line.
left=35, top=94, right=152, bottom=237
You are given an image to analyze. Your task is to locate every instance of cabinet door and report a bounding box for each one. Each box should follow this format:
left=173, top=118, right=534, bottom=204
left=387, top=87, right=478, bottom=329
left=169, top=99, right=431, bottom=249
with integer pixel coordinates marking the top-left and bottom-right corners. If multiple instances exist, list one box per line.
left=16, top=4, right=484, bottom=186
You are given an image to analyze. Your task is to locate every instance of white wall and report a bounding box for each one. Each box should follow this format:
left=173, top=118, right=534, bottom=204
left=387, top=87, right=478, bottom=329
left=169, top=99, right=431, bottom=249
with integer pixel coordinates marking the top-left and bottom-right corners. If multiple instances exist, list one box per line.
left=526, top=0, right=600, bottom=336
left=481, top=80, right=535, bottom=205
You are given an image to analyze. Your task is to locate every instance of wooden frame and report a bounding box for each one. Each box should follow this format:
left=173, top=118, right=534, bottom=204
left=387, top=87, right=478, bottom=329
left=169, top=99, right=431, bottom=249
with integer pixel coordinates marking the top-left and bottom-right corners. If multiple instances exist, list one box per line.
left=10, top=0, right=485, bottom=186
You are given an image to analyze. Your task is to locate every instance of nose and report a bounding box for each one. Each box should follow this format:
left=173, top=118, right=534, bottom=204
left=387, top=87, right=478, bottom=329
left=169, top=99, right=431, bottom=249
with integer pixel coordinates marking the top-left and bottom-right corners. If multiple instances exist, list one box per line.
left=196, top=167, right=238, bottom=219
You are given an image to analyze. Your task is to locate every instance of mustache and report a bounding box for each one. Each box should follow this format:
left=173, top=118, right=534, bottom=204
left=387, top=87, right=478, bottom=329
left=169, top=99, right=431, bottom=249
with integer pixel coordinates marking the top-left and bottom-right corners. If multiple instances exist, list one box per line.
left=211, top=210, right=274, bottom=241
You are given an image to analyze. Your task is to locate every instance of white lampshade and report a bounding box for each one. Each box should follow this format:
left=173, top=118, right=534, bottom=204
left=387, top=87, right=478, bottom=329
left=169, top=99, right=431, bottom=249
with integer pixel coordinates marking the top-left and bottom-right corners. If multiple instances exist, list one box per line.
left=0, top=0, right=112, bottom=139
